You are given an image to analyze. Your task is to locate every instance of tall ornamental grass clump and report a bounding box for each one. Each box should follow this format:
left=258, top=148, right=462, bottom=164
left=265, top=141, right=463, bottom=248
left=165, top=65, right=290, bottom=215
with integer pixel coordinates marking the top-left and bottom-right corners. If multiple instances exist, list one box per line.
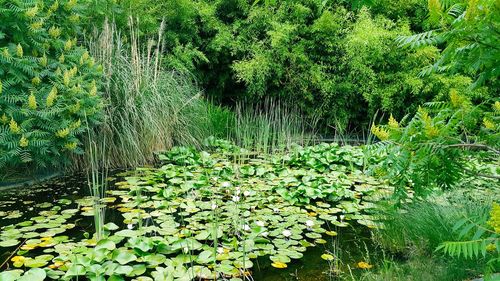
left=79, top=20, right=230, bottom=169
left=0, top=0, right=103, bottom=177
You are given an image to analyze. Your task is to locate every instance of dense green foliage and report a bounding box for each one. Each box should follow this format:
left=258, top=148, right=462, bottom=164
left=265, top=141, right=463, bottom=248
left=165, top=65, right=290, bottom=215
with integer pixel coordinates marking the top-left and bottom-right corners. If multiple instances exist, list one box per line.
left=83, top=0, right=494, bottom=130
left=0, top=0, right=103, bottom=173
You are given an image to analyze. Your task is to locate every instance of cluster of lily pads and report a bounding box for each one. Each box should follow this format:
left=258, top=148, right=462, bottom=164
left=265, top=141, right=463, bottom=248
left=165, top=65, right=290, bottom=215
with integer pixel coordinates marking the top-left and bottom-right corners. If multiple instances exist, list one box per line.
left=0, top=140, right=392, bottom=280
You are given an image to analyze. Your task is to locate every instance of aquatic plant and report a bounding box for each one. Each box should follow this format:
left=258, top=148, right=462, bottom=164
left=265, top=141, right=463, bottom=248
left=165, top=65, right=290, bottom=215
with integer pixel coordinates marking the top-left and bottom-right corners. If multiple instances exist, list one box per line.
left=0, top=141, right=391, bottom=280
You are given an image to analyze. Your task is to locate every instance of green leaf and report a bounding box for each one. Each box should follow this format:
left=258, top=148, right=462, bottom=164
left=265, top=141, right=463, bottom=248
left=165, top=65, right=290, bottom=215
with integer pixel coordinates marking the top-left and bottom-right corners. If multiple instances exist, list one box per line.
left=114, top=251, right=137, bottom=265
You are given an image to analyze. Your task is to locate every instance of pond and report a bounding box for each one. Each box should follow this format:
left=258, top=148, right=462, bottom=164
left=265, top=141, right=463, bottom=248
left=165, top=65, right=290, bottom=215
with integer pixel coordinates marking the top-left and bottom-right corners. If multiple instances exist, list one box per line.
left=0, top=141, right=390, bottom=280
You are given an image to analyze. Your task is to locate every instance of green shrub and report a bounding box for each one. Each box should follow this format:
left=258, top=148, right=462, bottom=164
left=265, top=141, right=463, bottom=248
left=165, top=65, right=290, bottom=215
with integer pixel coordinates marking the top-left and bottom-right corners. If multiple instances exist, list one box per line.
left=0, top=0, right=103, bottom=173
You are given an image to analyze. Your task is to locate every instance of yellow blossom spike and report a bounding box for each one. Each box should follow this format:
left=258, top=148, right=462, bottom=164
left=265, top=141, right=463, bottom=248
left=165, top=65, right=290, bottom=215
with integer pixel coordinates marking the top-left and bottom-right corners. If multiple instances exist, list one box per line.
left=64, top=39, right=72, bottom=51
left=388, top=114, right=399, bottom=129
left=494, top=101, right=500, bottom=112
left=425, top=125, right=439, bottom=138
left=46, top=86, right=57, bottom=107
left=69, top=14, right=80, bottom=23
left=1, top=113, right=8, bottom=124
left=50, top=1, right=59, bottom=12
left=40, top=54, right=48, bottom=67
left=70, top=101, right=80, bottom=113
left=67, top=0, right=77, bottom=9
left=487, top=203, right=500, bottom=234
left=63, top=70, right=70, bottom=86
left=25, top=6, right=38, bottom=18
left=32, top=76, right=41, bottom=86
left=2, top=48, right=10, bottom=58
left=16, top=44, right=23, bottom=57
left=48, top=26, right=61, bottom=38
left=10, top=119, right=20, bottom=134
left=19, top=136, right=29, bottom=147
left=483, top=118, right=495, bottom=130
left=89, top=80, right=97, bottom=96
left=371, top=124, right=389, bottom=141
left=56, top=128, right=69, bottom=138
left=28, top=93, right=37, bottom=110
left=64, top=142, right=77, bottom=150
left=70, top=119, right=81, bottom=129
left=30, top=21, right=42, bottom=30
left=59, top=53, right=65, bottom=63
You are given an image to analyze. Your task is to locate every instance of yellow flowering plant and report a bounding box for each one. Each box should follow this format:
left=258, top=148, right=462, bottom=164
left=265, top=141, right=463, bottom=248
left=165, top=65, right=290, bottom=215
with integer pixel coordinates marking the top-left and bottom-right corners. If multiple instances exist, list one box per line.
left=370, top=89, right=499, bottom=199
left=0, top=0, right=103, bottom=172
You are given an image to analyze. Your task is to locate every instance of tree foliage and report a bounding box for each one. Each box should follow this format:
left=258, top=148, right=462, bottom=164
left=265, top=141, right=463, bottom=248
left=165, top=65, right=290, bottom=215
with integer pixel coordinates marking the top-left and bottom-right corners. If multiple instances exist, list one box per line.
left=0, top=0, right=103, bottom=173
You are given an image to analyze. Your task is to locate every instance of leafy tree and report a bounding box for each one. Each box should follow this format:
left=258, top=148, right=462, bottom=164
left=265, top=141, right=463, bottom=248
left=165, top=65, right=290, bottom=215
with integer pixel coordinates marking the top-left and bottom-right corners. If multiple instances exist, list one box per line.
left=0, top=0, right=103, bottom=174
left=397, top=0, right=500, bottom=90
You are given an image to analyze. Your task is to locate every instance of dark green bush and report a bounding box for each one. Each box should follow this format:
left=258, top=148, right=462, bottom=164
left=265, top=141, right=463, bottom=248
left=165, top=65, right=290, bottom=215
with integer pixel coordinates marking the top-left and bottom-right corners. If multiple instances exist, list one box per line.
left=85, top=0, right=488, bottom=131
left=0, top=0, right=103, bottom=172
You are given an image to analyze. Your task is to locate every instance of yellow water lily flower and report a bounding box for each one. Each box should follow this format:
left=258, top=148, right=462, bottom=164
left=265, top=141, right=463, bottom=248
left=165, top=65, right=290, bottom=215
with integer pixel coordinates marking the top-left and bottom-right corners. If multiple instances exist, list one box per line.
left=271, top=261, right=287, bottom=269
left=357, top=261, right=373, bottom=269
left=11, top=256, right=25, bottom=262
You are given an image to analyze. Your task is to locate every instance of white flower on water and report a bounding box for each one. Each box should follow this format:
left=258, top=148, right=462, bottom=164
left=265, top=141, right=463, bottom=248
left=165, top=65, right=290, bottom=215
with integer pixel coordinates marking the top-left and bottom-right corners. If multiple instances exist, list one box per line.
left=261, top=232, right=269, bottom=237
left=273, top=208, right=280, bottom=213
left=282, top=229, right=292, bottom=237
left=339, top=215, right=345, bottom=221
left=183, top=247, right=189, bottom=253
left=221, top=181, right=231, bottom=188
left=217, top=247, right=224, bottom=254
left=127, top=224, right=134, bottom=230
left=255, top=220, right=265, bottom=227
left=306, top=220, right=314, bottom=227
left=211, top=203, right=218, bottom=210
left=243, top=224, right=251, bottom=231
left=232, top=195, right=240, bottom=202
left=243, top=190, right=251, bottom=197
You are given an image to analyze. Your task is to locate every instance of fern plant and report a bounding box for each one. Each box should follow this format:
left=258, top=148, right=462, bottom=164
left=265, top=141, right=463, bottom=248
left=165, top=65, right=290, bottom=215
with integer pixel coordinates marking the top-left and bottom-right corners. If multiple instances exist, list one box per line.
left=437, top=202, right=500, bottom=274
left=0, top=0, right=103, bottom=175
